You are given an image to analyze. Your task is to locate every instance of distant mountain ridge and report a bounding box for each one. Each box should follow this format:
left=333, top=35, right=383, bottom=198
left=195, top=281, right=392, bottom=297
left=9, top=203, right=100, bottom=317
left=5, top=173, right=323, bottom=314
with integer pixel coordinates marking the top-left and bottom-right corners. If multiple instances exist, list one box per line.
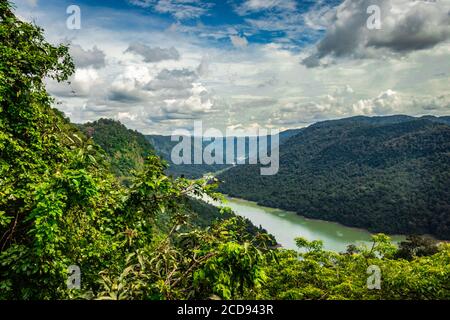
left=308, top=115, right=450, bottom=129
left=145, top=135, right=231, bottom=178
left=146, top=129, right=302, bottom=178
left=218, top=115, right=450, bottom=240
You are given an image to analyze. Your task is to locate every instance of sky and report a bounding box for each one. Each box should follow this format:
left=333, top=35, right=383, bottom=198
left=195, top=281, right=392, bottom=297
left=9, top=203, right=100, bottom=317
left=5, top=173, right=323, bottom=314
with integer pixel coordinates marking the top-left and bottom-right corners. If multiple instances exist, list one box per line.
left=13, top=0, right=450, bottom=134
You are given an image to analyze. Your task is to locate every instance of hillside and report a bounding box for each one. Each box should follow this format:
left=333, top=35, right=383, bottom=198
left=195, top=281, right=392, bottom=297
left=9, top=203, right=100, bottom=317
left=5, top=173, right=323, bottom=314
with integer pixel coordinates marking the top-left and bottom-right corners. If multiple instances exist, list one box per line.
left=218, top=116, right=450, bottom=239
left=78, top=119, right=154, bottom=183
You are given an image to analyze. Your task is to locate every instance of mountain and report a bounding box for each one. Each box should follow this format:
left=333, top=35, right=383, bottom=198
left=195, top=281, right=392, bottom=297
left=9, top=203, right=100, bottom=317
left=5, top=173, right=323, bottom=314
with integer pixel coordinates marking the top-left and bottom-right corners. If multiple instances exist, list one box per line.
left=78, top=119, right=154, bottom=183
left=421, top=115, right=450, bottom=126
left=77, top=120, right=259, bottom=230
left=146, top=129, right=303, bottom=179
left=218, top=116, right=450, bottom=240
left=146, top=135, right=230, bottom=178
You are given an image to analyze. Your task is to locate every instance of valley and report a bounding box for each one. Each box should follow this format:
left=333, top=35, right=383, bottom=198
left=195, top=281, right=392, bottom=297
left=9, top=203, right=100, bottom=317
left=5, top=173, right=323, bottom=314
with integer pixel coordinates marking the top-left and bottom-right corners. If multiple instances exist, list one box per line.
left=80, top=115, right=450, bottom=243
left=218, top=116, right=450, bottom=240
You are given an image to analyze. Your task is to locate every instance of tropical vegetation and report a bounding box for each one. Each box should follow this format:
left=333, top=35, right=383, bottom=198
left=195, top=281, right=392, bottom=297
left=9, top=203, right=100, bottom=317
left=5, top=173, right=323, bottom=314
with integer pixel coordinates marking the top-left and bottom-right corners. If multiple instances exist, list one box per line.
left=0, top=1, right=449, bottom=300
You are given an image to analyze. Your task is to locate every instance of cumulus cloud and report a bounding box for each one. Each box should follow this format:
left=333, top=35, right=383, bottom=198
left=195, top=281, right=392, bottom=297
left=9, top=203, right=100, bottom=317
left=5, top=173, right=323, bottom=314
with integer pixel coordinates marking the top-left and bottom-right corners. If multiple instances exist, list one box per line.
left=161, top=83, right=214, bottom=116
left=70, top=44, right=106, bottom=69
left=92, top=63, right=217, bottom=126
left=351, top=89, right=401, bottom=115
left=145, top=69, right=215, bottom=120
left=414, top=94, right=450, bottom=112
left=269, top=87, right=404, bottom=125
left=125, top=42, right=180, bottom=62
left=303, top=0, right=450, bottom=67
left=230, top=35, right=249, bottom=48
left=47, top=68, right=104, bottom=98
left=270, top=87, right=450, bottom=127
left=17, top=0, right=450, bottom=134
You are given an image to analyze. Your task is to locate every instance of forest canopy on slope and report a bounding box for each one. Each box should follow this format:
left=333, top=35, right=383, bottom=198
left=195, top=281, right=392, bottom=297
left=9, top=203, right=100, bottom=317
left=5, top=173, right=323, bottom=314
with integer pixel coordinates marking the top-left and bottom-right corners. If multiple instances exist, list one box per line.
left=78, top=119, right=155, bottom=184
left=219, top=116, right=450, bottom=240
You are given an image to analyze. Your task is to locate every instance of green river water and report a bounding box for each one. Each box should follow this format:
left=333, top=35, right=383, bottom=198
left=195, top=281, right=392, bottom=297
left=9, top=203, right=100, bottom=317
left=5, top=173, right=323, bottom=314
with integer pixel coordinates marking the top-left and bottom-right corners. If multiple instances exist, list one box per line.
left=222, top=197, right=405, bottom=252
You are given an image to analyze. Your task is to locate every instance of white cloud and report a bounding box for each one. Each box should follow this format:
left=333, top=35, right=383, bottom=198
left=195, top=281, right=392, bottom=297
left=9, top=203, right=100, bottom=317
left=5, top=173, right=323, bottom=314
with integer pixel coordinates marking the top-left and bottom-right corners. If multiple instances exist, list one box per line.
left=70, top=44, right=106, bottom=69
left=116, top=112, right=138, bottom=121
left=351, top=89, right=401, bottom=115
left=230, top=35, right=249, bottom=48
left=13, top=0, right=450, bottom=135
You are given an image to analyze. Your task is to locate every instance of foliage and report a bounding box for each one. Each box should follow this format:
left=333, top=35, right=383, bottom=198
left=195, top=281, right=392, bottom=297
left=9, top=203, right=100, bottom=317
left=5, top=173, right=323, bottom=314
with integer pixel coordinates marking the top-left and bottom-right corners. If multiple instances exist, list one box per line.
left=259, top=235, right=450, bottom=300
left=78, top=119, right=155, bottom=184
left=395, top=235, right=440, bottom=260
left=0, top=1, right=269, bottom=300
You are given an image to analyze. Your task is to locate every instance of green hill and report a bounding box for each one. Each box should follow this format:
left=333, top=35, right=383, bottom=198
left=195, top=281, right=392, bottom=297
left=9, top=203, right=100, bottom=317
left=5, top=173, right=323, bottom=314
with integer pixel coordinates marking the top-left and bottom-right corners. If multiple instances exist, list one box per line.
left=218, top=116, right=450, bottom=239
left=78, top=119, right=154, bottom=183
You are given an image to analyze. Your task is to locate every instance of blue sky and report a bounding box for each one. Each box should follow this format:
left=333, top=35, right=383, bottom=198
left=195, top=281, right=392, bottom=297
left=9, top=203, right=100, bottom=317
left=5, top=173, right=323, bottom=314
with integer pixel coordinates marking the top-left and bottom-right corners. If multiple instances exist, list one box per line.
left=13, top=0, right=450, bottom=134
left=27, top=0, right=338, bottom=48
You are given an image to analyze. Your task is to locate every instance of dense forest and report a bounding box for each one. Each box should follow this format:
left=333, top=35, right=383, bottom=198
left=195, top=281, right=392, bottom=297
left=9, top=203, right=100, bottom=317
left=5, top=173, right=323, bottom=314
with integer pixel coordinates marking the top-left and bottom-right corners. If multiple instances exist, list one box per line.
left=219, top=116, right=450, bottom=240
left=0, top=1, right=449, bottom=300
left=78, top=119, right=155, bottom=184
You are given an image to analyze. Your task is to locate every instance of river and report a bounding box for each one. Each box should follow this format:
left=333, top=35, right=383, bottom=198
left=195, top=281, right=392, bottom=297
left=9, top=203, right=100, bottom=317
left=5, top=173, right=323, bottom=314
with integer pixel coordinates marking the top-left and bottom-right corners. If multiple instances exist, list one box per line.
left=222, top=197, right=405, bottom=252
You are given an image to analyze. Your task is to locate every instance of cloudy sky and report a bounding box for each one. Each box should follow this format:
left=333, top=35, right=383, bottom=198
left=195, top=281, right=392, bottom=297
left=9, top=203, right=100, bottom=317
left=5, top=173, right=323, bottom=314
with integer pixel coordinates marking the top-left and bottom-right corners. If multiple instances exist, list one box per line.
left=14, top=0, right=450, bottom=134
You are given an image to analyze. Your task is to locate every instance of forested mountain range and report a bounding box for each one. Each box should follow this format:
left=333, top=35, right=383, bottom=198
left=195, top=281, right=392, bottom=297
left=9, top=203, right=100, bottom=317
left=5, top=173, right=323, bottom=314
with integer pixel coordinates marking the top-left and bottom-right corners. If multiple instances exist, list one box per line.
left=146, top=134, right=231, bottom=178
left=78, top=120, right=272, bottom=240
left=78, top=115, right=450, bottom=240
left=146, top=129, right=301, bottom=178
left=218, top=116, right=450, bottom=240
